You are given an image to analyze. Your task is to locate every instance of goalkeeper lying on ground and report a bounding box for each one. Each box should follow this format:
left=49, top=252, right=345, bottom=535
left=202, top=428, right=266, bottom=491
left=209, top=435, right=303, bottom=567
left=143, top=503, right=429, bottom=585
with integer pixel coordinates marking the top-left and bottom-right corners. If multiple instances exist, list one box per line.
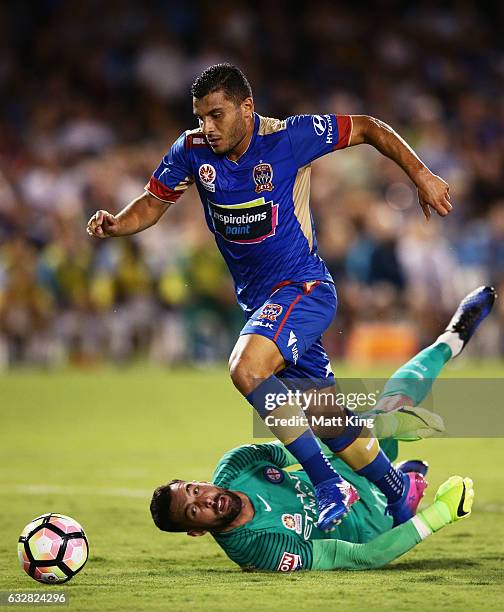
left=151, top=443, right=473, bottom=572
left=150, top=287, right=494, bottom=571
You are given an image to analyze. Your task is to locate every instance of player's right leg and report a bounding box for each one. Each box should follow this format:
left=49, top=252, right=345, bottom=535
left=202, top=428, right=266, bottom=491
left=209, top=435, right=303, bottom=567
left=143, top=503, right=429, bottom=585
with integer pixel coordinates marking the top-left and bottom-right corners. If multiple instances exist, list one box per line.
left=370, top=285, right=497, bottom=440
left=230, top=335, right=359, bottom=528
left=230, top=333, right=360, bottom=527
left=230, top=282, right=359, bottom=528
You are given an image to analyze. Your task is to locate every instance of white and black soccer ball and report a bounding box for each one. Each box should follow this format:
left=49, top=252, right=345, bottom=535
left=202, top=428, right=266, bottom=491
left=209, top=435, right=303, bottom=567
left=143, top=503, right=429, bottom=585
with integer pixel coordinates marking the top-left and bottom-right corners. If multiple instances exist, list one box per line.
left=18, top=513, right=89, bottom=584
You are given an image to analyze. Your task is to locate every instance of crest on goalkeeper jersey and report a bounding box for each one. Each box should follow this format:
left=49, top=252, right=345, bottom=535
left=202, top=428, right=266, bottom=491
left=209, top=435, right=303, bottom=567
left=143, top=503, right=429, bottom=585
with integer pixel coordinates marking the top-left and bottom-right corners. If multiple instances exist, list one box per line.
left=263, top=465, right=285, bottom=483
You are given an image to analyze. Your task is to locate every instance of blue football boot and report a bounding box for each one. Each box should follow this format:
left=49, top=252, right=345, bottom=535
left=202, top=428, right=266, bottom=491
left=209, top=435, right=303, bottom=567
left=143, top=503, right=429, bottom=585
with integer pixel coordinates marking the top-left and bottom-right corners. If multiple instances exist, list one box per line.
left=444, top=286, right=496, bottom=356
left=315, top=475, right=360, bottom=532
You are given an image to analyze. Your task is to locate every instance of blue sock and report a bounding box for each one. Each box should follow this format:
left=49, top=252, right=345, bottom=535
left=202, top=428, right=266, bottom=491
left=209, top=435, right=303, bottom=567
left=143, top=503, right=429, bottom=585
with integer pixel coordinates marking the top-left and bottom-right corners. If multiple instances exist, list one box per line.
left=356, top=450, right=405, bottom=504
left=321, top=408, right=363, bottom=452
left=246, top=376, right=339, bottom=486
left=285, top=430, right=339, bottom=486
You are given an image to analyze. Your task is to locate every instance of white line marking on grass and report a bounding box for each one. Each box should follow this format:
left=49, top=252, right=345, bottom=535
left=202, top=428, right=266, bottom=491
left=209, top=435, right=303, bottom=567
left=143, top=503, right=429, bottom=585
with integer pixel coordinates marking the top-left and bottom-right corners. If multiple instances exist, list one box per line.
left=4, top=487, right=504, bottom=513
left=5, top=484, right=151, bottom=498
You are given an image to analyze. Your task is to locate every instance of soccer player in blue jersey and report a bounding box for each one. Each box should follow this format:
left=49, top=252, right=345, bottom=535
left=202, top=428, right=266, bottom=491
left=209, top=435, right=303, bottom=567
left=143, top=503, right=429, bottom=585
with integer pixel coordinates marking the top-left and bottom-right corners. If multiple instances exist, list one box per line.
left=87, top=63, right=485, bottom=531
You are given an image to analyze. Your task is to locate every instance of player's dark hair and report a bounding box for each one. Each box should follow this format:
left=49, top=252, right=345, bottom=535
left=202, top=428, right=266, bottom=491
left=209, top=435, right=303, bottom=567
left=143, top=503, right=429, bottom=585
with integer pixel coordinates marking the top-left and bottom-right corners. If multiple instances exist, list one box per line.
left=191, top=63, right=252, bottom=104
left=150, top=480, right=186, bottom=533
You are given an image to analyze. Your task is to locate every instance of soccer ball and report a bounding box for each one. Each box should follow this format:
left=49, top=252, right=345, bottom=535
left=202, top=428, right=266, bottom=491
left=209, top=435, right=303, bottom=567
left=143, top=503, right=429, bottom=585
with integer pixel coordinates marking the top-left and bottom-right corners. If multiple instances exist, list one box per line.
left=18, top=513, right=89, bottom=584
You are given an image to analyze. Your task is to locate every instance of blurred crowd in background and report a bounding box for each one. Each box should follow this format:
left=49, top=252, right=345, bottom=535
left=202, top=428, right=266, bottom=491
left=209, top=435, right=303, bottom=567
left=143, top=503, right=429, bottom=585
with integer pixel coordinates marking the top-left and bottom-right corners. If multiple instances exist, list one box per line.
left=1, top=0, right=503, bottom=368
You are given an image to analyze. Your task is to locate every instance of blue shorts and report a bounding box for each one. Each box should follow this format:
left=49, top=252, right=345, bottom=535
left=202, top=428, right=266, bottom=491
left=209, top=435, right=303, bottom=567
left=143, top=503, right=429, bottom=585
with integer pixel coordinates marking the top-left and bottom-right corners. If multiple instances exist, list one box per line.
left=240, top=281, right=337, bottom=390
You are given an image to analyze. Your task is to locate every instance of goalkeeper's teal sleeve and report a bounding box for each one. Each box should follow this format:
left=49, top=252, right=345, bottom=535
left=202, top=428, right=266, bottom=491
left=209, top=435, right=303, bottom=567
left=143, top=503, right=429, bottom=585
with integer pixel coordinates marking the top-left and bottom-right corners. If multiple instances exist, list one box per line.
left=312, top=520, right=424, bottom=570
left=212, top=442, right=298, bottom=487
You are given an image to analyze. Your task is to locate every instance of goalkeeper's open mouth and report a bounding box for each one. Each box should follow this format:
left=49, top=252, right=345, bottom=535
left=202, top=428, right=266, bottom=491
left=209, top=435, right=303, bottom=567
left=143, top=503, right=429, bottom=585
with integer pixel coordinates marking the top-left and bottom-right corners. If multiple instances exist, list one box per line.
left=217, top=494, right=229, bottom=514
left=214, top=490, right=243, bottom=524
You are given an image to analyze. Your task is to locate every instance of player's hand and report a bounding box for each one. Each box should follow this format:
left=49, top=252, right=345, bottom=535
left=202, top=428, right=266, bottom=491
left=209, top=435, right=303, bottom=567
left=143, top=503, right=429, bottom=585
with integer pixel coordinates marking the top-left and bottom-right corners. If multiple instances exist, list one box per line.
left=415, top=169, right=452, bottom=220
left=86, top=210, right=120, bottom=238
left=418, top=475, right=474, bottom=533
left=434, top=475, right=474, bottom=521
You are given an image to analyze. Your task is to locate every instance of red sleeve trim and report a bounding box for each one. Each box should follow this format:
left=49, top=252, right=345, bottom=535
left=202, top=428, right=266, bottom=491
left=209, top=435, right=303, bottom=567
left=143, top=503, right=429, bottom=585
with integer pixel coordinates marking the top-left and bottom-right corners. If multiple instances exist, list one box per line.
left=334, top=115, right=352, bottom=150
left=145, top=176, right=183, bottom=203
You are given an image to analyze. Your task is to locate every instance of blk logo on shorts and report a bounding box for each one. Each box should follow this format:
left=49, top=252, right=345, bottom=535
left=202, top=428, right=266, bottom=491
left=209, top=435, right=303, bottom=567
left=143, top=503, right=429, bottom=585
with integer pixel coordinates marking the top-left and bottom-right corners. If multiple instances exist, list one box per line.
left=287, top=331, right=297, bottom=347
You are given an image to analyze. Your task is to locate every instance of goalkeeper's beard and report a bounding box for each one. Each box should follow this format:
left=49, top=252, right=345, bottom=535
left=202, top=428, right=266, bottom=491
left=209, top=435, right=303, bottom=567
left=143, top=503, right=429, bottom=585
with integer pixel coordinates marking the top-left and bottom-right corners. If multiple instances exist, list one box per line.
left=211, top=489, right=243, bottom=531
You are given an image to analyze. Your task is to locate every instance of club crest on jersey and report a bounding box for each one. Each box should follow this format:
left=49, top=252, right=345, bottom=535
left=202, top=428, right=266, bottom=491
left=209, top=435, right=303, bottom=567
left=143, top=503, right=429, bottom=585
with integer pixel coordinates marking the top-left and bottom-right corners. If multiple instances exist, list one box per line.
left=263, top=465, right=285, bottom=483
left=258, top=303, right=283, bottom=322
left=253, top=163, right=274, bottom=193
left=199, top=164, right=216, bottom=192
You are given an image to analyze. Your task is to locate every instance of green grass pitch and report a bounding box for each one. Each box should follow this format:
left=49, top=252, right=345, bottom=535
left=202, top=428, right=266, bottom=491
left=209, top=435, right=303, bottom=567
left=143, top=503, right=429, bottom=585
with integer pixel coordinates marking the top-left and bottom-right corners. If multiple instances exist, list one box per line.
left=1, top=363, right=503, bottom=611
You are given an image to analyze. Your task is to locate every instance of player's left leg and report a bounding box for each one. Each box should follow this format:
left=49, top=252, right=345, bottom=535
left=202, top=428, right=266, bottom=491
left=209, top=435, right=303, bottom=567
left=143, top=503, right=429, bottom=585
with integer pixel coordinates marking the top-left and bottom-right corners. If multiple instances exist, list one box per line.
left=367, top=338, right=450, bottom=441
left=282, top=342, right=425, bottom=528
left=310, top=385, right=425, bottom=526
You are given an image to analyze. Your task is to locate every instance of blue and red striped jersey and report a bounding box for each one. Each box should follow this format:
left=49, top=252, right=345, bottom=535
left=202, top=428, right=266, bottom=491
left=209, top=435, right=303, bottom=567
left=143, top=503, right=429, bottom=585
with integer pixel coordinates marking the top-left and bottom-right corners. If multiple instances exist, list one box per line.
left=146, top=113, right=352, bottom=315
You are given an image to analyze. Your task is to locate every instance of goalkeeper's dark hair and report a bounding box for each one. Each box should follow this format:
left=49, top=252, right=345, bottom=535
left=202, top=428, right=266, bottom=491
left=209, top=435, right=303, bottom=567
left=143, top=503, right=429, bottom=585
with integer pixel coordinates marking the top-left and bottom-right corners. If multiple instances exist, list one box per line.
left=150, top=480, right=185, bottom=532
left=191, top=63, right=252, bottom=104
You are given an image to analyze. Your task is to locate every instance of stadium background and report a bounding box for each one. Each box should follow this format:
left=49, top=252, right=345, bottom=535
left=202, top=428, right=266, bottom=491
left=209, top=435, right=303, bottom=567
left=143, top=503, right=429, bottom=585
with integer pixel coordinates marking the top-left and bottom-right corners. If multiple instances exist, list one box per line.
left=1, top=0, right=503, bottom=368
left=1, top=2, right=503, bottom=610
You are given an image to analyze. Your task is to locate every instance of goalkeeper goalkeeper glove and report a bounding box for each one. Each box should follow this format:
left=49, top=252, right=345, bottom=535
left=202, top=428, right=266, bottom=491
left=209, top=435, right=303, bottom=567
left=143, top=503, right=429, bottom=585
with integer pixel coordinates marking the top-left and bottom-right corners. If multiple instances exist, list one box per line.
left=367, top=405, right=445, bottom=441
left=416, top=475, right=474, bottom=534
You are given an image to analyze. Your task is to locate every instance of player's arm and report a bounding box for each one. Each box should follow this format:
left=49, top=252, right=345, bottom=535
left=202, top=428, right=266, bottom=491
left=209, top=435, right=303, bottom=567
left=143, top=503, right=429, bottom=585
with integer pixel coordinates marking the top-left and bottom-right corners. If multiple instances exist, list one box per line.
left=224, top=517, right=421, bottom=572
left=313, top=475, right=474, bottom=570
left=348, top=115, right=452, bottom=220
left=86, top=192, right=170, bottom=238
left=313, top=520, right=420, bottom=570
left=86, top=131, right=193, bottom=239
left=219, top=528, right=314, bottom=572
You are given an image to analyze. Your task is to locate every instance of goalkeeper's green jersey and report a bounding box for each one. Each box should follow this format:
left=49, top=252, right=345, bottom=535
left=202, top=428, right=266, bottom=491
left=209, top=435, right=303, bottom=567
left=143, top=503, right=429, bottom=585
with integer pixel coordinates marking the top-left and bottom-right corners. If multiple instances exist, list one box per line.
left=212, top=442, right=422, bottom=571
